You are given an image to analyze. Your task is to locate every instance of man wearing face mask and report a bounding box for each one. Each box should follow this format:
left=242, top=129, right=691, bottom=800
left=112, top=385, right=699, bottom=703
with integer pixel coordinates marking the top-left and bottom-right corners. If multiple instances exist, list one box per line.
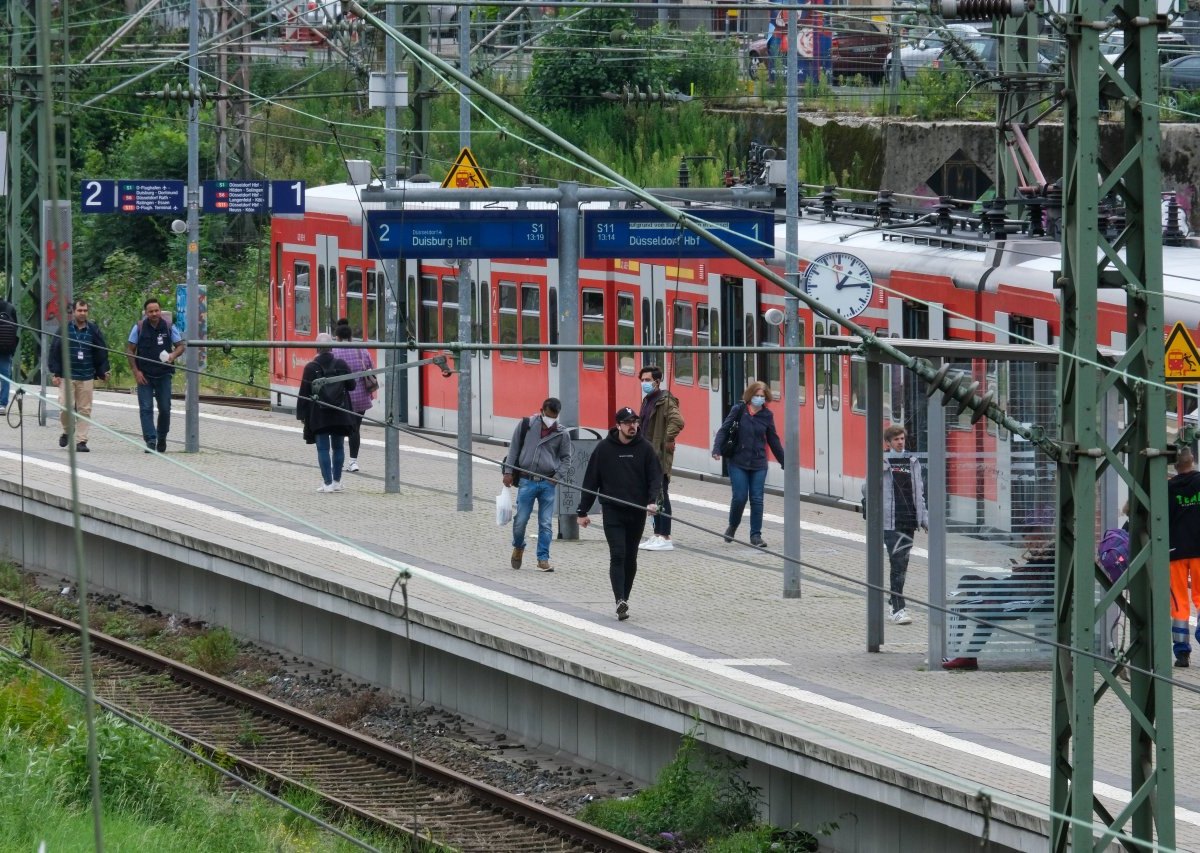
left=636, top=365, right=684, bottom=551
left=502, top=397, right=574, bottom=572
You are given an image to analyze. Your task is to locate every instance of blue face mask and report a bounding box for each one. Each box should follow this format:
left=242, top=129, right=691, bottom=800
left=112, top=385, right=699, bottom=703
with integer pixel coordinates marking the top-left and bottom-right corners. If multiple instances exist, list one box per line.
left=641, top=381, right=656, bottom=395
left=751, top=395, right=766, bottom=407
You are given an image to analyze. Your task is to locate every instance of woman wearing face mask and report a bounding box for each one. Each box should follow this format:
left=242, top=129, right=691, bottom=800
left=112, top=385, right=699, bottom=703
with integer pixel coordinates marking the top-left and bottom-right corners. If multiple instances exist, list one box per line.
left=711, top=381, right=785, bottom=547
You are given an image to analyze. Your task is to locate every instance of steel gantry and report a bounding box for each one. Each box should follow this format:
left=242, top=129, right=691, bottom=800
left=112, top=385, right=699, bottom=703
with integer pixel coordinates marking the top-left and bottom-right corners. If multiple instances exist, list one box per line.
left=1054, top=0, right=1175, bottom=848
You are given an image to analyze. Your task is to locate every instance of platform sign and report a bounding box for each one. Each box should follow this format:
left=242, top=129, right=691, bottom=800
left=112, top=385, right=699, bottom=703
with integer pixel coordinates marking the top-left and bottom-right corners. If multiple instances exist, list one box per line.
left=1165, top=321, right=1200, bottom=383
left=79, top=179, right=186, bottom=214
left=440, top=147, right=490, bottom=189
left=365, top=209, right=558, bottom=259
left=270, top=180, right=306, bottom=214
left=582, top=209, right=775, bottom=259
left=203, top=180, right=268, bottom=214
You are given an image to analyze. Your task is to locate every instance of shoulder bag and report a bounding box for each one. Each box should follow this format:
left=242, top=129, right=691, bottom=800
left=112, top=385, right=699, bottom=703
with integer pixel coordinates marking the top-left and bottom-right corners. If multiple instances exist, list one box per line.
left=720, top=405, right=743, bottom=458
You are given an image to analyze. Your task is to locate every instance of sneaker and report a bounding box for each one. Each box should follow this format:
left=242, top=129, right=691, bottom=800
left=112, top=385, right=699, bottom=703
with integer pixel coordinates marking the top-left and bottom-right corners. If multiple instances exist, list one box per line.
left=889, top=609, right=912, bottom=625
left=750, top=534, right=767, bottom=548
left=616, top=599, right=629, bottom=620
left=644, top=537, right=674, bottom=551
left=1176, top=652, right=1191, bottom=668
left=638, top=535, right=662, bottom=550
left=317, top=483, right=334, bottom=493
left=331, top=480, right=344, bottom=492
left=723, top=526, right=736, bottom=544
left=145, top=441, right=155, bottom=453
left=346, top=460, right=360, bottom=473
left=59, top=433, right=69, bottom=448
left=536, top=560, right=555, bottom=573
left=75, top=442, right=89, bottom=453
left=156, top=438, right=167, bottom=453
left=942, top=657, right=979, bottom=671
left=510, top=547, right=524, bottom=570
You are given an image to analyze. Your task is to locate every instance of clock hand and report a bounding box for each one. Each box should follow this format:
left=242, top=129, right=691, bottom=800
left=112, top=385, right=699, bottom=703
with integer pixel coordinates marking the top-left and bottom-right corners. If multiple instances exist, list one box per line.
left=834, top=273, right=851, bottom=290
left=839, top=281, right=871, bottom=289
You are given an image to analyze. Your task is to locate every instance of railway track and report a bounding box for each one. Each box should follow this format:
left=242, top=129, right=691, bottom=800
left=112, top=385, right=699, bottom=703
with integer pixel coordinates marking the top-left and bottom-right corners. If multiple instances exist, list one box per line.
left=0, top=596, right=650, bottom=853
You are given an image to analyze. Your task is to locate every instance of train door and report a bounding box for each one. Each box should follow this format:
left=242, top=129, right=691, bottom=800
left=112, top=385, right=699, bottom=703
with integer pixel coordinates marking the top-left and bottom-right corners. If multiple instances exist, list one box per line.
left=707, top=274, right=725, bottom=473
left=717, top=274, right=754, bottom=410
left=811, top=319, right=843, bottom=496
left=473, top=268, right=495, bottom=436
left=402, top=261, right=421, bottom=427
left=316, top=235, right=339, bottom=336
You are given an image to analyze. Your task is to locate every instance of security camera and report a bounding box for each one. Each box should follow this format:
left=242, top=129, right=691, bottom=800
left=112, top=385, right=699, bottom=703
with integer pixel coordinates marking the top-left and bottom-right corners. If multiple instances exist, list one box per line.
left=170, top=219, right=187, bottom=234
left=763, top=307, right=785, bottom=327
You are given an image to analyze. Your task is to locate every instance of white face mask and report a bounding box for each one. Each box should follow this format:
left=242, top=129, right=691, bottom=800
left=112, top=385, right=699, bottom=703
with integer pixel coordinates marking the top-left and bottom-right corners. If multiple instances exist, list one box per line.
left=641, top=381, right=656, bottom=395
left=751, top=395, right=766, bottom=407
left=542, top=415, right=557, bottom=428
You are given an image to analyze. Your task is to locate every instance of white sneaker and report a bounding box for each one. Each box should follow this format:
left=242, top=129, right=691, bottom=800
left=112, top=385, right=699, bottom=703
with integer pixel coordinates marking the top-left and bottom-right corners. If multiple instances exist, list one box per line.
left=889, top=609, right=912, bottom=625
left=644, top=537, right=675, bottom=551
left=331, top=480, right=344, bottom=492
left=346, top=460, right=360, bottom=473
left=638, top=535, right=661, bottom=550
left=317, top=483, right=334, bottom=493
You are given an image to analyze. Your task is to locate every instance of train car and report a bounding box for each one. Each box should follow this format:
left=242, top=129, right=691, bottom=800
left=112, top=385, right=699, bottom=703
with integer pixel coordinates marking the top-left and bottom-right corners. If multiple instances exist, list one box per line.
left=269, top=177, right=1200, bottom=533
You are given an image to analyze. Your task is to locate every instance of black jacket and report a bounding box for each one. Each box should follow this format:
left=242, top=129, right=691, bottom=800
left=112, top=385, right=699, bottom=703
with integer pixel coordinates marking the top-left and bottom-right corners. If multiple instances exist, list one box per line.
left=576, top=429, right=663, bottom=515
left=1168, top=469, right=1200, bottom=560
left=712, top=404, right=785, bottom=470
left=297, top=352, right=357, bottom=438
left=48, top=321, right=111, bottom=381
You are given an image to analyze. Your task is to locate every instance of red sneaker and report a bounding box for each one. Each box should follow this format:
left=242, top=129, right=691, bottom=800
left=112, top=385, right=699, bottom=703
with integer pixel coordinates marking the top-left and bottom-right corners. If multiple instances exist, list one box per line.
left=941, top=657, right=979, bottom=671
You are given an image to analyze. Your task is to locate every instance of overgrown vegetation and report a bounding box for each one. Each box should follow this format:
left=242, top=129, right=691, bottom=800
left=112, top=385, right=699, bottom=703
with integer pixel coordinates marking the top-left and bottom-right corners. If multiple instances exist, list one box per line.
left=580, top=724, right=837, bottom=851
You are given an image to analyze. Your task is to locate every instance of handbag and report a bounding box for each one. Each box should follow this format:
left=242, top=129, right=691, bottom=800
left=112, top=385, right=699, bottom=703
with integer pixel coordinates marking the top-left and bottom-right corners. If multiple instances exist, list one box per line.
left=720, top=404, right=742, bottom=458
left=362, top=373, right=380, bottom=393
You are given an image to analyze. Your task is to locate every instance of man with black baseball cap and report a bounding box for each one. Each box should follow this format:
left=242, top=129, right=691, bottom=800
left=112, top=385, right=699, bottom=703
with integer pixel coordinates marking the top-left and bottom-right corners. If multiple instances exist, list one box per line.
left=577, top=406, right=664, bottom=621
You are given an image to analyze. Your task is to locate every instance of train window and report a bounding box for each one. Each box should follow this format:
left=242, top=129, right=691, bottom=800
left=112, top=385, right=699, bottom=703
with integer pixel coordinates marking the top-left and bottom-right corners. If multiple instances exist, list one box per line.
left=709, top=307, right=721, bottom=392
left=478, top=281, right=490, bottom=359
left=293, top=261, right=311, bottom=334
left=828, top=326, right=841, bottom=412
left=274, top=243, right=284, bottom=338
left=443, top=278, right=459, bottom=343
left=850, top=357, right=866, bottom=414
left=673, top=301, right=694, bottom=386
left=521, top=283, right=540, bottom=363
left=759, top=314, right=781, bottom=398
left=317, top=263, right=328, bottom=333
left=641, top=297, right=651, bottom=362
left=346, top=266, right=363, bottom=336
left=548, top=288, right=559, bottom=367
left=814, top=321, right=825, bottom=409
left=744, top=314, right=756, bottom=389
left=582, top=289, right=605, bottom=370
left=406, top=274, right=417, bottom=341
left=618, top=294, right=635, bottom=374
left=655, top=299, right=665, bottom=348
left=366, top=270, right=381, bottom=342
left=697, top=303, right=710, bottom=388
left=798, top=318, right=806, bottom=403
left=420, top=275, right=439, bottom=343
left=498, top=281, right=518, bottom=360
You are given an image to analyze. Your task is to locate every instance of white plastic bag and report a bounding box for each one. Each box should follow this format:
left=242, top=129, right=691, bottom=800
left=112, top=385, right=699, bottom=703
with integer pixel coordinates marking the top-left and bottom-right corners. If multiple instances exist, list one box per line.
left=495, top=487, right=514, bottom=526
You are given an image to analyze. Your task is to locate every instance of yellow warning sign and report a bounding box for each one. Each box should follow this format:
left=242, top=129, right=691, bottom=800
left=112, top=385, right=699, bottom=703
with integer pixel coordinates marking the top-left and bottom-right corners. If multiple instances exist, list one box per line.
left=1165, top=322, right=1200, bottom=383
left=440, top=147, right=490, bottom=189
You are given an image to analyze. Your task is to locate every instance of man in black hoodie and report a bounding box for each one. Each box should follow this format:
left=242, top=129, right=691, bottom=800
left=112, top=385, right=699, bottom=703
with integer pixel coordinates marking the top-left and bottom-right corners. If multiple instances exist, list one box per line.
left=577, top=407, right=664, bottom=621
left=1168, top=446, right=1200, bottom=667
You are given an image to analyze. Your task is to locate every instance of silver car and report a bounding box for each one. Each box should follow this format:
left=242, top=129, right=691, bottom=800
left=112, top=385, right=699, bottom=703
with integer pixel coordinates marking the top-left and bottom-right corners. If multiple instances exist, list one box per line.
left=884, top=24, right=980, bottom=80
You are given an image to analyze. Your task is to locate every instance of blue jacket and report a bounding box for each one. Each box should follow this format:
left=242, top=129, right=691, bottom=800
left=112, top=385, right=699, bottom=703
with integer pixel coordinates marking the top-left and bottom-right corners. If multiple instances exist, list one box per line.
left=712, top=404, right=785, bottom=470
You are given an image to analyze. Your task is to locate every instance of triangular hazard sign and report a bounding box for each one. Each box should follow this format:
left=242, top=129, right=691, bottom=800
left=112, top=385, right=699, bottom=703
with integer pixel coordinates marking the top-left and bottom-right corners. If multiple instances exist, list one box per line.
left=440, top=147, right=490, bottom=189
left=1165, top=321, right=1200, bottom=383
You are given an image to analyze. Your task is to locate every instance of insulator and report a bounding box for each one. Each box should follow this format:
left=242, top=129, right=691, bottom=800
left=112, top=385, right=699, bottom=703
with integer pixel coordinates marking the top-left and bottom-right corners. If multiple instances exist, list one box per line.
left=926, top=363, right=953, bottom=399
left=820, top=184, right=838, bottom=220
left=1165, top=193, right=1186, bottom=246
left=875, top=189, right=893, bottom=225
left=935, top=196, right=954, bottom=234
left=677, top=157, right=690, bottom=189
left=982, top=199, right=1009, bottom=237
left=940, top=0, right=1030, bottom=18
left=970, top=390, right=997, bottom=424
left=1027, top=201, right=1045, bottom=237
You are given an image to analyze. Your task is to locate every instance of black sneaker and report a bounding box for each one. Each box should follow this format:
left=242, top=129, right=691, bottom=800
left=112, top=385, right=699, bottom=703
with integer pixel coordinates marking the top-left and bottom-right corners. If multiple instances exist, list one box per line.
left=1176, top=652, right=1191, bottom=668
left=156, top=438, right=167, bottom=452
left=750, top=534, right=767, bottom=548
left=145, top=441, right=155, bottom=454
left=723, top=526, right=736, bottom=544
left=58, top=433, right=69, bottom=448
left=75, top=442, right=89, bottom=453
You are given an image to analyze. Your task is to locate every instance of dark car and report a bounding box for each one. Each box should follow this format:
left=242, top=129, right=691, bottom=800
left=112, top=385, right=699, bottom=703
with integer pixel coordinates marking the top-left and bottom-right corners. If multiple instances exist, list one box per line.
left=745, top=19, right=892, bottom=82
left=1161, top=53, right=1200, bottom=106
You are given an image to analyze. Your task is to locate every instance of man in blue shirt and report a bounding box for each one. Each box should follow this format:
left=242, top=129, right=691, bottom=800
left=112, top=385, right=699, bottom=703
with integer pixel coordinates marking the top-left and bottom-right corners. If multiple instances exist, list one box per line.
left=125, top=297, right=185, bottom=453
left=48, top=300, right=111, bottom=452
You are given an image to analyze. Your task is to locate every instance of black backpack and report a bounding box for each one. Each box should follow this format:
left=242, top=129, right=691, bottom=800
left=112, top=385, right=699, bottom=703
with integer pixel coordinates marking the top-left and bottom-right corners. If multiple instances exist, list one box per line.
left=0, top=301, right=18, bottom=355
left=313, top=361, right=348, bottom=409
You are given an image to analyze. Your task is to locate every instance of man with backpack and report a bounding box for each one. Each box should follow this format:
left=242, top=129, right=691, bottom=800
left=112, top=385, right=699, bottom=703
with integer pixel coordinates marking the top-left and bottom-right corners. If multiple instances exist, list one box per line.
left=0, top=296, right=17, bottom=415
left=48, top=299, right=111, bottom=452
left=296, top=332, right=356, bottom=493
left=125, top=297, right=185, bottom=453
left=502, top=397, right=573, bottom=571
left=1168, top=446, right=1200, bottom=667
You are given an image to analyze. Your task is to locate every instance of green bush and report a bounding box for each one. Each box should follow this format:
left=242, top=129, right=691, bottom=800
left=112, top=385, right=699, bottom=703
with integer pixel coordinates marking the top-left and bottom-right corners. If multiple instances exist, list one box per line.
left=0, top=562, right=23, bottom=597
left=188, top=627, right=240, bottom=676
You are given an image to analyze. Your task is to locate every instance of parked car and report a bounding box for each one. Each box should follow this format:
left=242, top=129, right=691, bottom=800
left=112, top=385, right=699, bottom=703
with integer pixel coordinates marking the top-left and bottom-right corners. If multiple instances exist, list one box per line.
left=931, top=35, right=1053, bottom=75
left=1161, top=53, right=1200, bottom=106
left=884, top=23, right=980, bottom=80
left=745, top=19, right=892, bottom=82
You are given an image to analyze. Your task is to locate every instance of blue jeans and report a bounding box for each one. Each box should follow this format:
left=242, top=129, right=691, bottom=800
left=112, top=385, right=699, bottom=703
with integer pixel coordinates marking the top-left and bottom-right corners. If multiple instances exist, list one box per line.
left=0, top=352, right=11, bottom=408
left=512, top=478, right=556, bottom=561
left=315, top=432, right=345, bottom=485
left=728, top=465, right=768, bottom=537
left=136, top=374, right=173, bottom=444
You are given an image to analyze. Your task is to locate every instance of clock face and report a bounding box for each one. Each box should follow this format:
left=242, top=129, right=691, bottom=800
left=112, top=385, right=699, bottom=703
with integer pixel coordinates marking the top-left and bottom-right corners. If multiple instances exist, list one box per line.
left=802, top=251, right=875, bottom=320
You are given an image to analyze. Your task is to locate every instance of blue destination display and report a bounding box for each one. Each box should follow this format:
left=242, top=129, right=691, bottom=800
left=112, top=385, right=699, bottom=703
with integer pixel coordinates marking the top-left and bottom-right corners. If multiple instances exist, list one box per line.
left=203, top=180, right=268, bottom=213
left=582, top=209, right=775, bottom=259
left=271, top=180, right=306, bottom=214
left=80, top=179, right=186, bottom=214
left=366, top=209, right=558, bottom=259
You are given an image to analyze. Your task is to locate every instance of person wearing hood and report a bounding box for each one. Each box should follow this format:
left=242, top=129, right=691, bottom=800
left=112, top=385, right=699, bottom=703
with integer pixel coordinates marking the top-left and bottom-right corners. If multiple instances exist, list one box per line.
left=502, top=397, right=574, bottom=572
left=1168, top=445, right=1200, bottom=667
left=576, top=407, right=663, bottom=621
left=297, top=332, right=356, bottom=493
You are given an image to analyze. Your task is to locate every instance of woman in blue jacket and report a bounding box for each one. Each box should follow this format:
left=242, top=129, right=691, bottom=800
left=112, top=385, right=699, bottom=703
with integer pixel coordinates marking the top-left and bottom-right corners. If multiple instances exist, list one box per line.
left=711, top=381, right=785, bottom=547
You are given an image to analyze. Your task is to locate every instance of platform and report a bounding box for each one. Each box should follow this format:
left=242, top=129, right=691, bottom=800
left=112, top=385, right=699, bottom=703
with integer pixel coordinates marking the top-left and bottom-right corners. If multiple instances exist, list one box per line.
left=0, top=390, right=1195, bottom=852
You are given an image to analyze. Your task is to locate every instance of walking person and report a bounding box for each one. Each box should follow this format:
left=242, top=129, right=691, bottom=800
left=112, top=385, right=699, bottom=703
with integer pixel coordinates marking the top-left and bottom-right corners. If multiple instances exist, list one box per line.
left=1168, top=446, right=1200, bottom=667
left=0, top=295, right=18, bottom=414
left=48, top=299, right=111, bottom=452
left=636, top=364, right=684, bottom=551
left=711, top=381, right=785, bottom=548
left=332, top=319, right=375, bottom=473
left=297, top=333, right=356, bottom=493
left=577, top=407, right=663, bottom=621
left=502, top=397, right=574, bottom=572
left=868, top=424, right=929, bottom=626
left=125, top=297, right=185, bottom=453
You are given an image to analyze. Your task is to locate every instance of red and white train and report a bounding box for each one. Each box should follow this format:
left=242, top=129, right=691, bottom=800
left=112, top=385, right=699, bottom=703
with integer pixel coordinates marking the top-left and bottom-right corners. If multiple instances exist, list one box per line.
left=269, top=179, right=1200, bottom=530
